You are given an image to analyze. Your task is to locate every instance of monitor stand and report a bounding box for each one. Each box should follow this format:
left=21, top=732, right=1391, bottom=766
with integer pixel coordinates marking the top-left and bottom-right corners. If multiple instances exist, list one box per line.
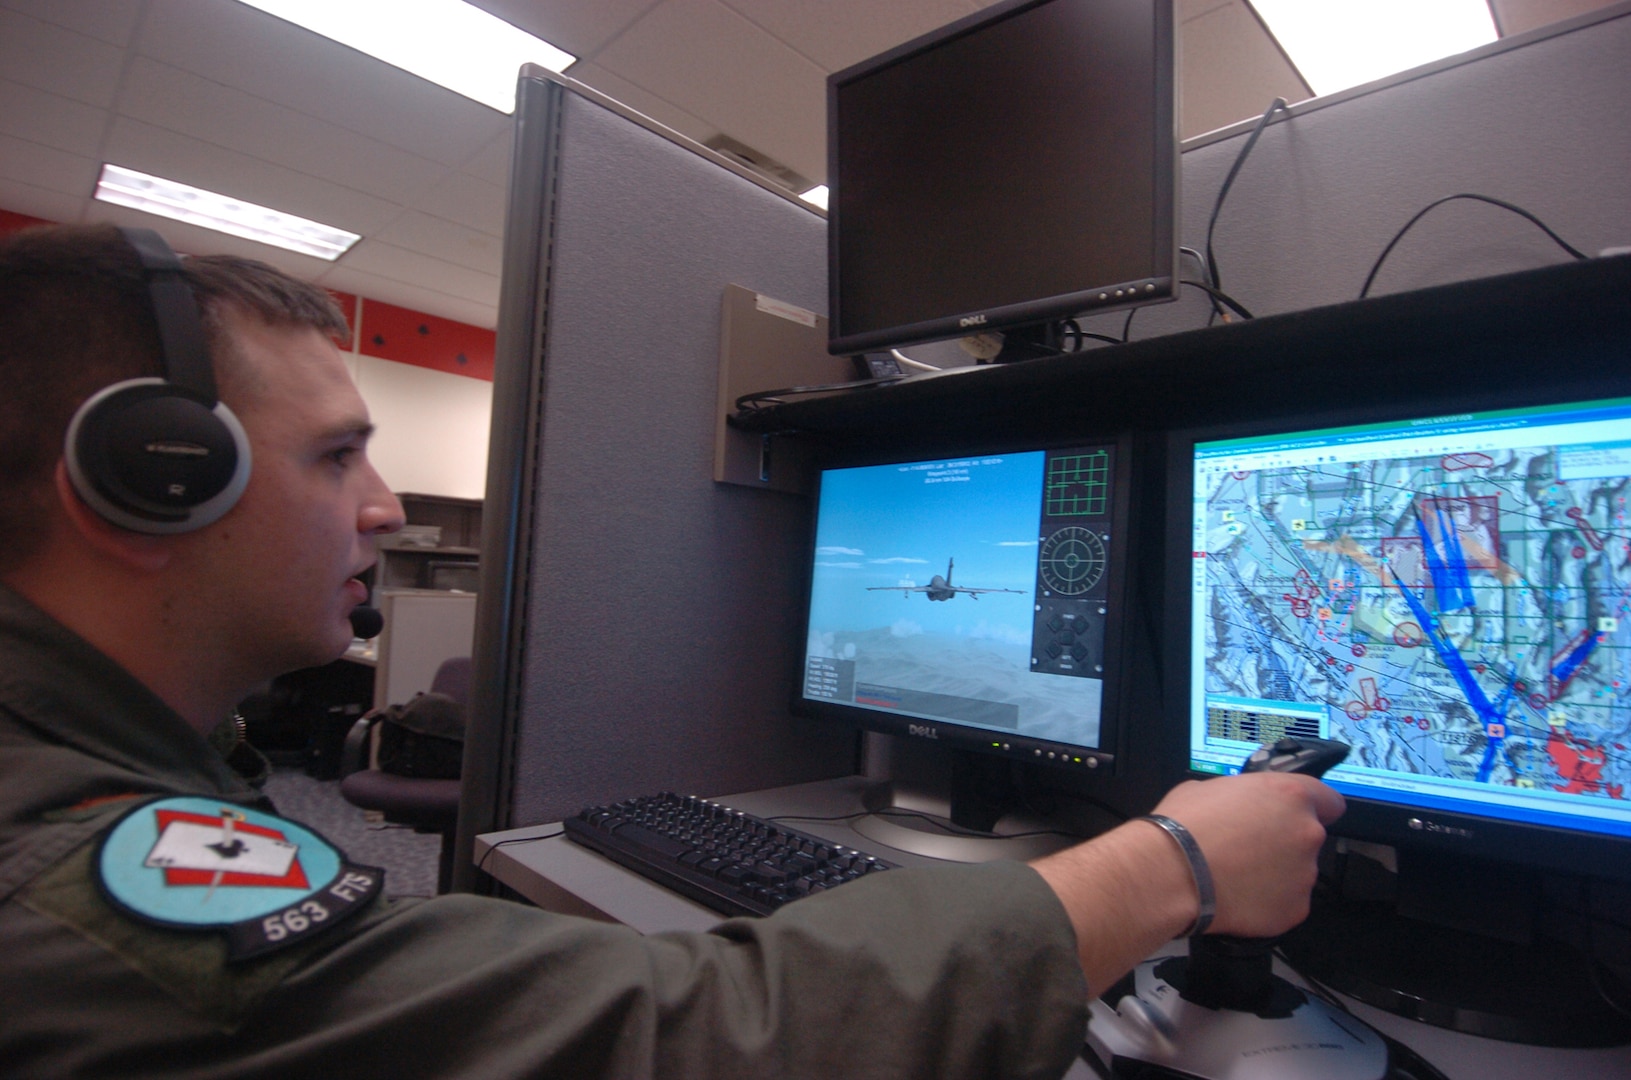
left=1277, top=848, right=1631, bottom=1048
left=848, top=738, right=1099, bottom=863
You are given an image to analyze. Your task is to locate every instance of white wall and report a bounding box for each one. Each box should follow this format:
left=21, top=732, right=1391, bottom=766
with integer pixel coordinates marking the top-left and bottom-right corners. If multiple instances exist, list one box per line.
left=347, top=353, right=491, bottom=499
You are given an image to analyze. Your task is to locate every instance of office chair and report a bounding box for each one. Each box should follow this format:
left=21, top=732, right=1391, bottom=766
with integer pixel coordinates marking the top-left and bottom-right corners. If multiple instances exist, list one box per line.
left=339, top=656, right=469, bottom=893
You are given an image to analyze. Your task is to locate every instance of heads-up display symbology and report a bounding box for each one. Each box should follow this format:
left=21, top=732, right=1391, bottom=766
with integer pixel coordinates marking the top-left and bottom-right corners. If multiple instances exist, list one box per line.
left=803, top=445, right=1123, bottom=764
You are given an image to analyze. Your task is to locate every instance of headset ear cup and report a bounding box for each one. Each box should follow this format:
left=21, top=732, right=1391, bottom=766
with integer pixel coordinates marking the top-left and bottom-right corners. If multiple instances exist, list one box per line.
left=65, top=378, right=252, bottom=534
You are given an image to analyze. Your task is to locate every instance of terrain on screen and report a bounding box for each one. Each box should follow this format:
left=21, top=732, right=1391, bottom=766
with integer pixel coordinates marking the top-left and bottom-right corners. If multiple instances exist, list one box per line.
left=1199, top=441, right=1628, bottom=809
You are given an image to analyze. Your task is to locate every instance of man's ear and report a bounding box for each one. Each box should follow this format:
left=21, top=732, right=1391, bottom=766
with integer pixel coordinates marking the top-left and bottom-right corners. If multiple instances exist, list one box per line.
left=52, top=461, right=173, bottom=573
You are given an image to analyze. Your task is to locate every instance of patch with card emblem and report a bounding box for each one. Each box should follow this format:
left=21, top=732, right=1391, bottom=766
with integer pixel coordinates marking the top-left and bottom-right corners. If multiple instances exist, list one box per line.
left=96, top=796, right=384, bottom=961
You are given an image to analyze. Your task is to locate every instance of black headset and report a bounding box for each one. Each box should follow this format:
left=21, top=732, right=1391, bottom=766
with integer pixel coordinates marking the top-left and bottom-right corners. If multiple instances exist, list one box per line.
left=63, top=228, right=252, bottom=534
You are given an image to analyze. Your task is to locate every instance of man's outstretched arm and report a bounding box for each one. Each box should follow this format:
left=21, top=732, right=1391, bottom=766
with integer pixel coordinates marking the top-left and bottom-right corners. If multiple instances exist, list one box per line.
left=1030, top=771, right=1346, bottom=992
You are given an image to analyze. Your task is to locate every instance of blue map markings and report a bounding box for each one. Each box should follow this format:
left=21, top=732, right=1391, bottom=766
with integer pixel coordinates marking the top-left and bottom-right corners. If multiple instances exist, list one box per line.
left=1393, top=570, right=1510, bottom=783
left=1418, top=503, right=1476, bottom=613
left=1552, top=629, right=1603, bottom=692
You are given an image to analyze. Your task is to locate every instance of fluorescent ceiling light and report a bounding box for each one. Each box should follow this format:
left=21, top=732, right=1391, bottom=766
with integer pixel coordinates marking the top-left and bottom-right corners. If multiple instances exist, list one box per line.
left=800, top=185, right=830, bottom=210
left=235, top=0, right=575, bottom=114
left=95, top=164, right=362, bottom=260
left=1251, top=0, right=1498, bottom=97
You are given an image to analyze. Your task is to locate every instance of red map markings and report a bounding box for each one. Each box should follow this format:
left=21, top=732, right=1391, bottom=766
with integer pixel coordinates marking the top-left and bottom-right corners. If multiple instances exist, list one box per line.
left=1567, top=507, right=1606, bottom=552
left=1547, top=730, right=1624, bottom=798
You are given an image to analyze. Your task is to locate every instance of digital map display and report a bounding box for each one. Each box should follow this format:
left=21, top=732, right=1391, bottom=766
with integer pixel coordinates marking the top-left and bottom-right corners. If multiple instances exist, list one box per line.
left=1189, top=400, right=1631, bottom=837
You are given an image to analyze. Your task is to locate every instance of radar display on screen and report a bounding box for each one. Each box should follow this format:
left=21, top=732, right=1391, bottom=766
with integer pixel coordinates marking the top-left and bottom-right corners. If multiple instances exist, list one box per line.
left=1187, top=398, right=1631, bottom=840
left=803, top=444, right=1120, bottom=756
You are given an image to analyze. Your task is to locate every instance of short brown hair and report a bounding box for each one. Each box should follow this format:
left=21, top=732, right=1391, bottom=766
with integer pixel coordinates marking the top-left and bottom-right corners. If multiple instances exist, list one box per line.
left=0, top=223, right=351, bottom=570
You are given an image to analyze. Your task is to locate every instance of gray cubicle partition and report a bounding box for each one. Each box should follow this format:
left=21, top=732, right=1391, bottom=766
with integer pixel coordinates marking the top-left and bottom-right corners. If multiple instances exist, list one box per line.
left=457, top=8, right=1631, bottom=891
left=1082, top=4, right=1631, bottom=343
left=454, top=71, right=854, bottom=889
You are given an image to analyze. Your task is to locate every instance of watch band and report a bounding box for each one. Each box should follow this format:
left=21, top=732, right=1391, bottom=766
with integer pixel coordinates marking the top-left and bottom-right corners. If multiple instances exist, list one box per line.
left=1139, top=814, right=1216, bottom=937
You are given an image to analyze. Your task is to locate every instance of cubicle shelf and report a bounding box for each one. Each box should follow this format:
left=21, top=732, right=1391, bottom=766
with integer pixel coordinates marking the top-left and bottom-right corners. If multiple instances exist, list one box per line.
left=733, top=255, right=1631, bottom=457
left=374, top=546, right=480, bottom=598
left=375, top=493, right=483, bottom=596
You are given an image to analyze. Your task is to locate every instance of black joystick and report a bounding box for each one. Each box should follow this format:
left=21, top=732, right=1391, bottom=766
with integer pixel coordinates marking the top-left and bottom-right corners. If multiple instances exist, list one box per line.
left=1242, top=735, right=1350, bottom=777
left=1085, top=736, right=1429, bottom=1079
left=1181, top=738, right=1351, bottom=1013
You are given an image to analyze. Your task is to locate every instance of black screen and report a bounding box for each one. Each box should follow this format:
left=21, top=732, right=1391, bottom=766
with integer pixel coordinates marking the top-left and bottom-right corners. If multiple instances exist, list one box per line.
left=828, top=0, right=1176, bottom=354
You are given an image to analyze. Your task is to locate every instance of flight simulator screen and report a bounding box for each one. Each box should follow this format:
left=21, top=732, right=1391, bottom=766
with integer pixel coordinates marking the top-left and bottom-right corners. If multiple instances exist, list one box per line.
left=802, top=444, right=1121, bottom=757
left=1186, top=397, right=1631, bottom=841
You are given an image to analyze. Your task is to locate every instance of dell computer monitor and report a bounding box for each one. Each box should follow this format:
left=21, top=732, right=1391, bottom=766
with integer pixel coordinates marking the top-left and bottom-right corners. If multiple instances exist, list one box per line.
left=827, top=0, right=1177, bottom=358
left=1179, top=395, right=1631, bottom=1042
left=797, top=440, right=1131, bottom=833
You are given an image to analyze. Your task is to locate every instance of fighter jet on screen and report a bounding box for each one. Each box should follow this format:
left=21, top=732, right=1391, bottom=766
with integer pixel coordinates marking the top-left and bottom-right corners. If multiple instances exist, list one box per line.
left=866, top=558, right=1025, bottom=602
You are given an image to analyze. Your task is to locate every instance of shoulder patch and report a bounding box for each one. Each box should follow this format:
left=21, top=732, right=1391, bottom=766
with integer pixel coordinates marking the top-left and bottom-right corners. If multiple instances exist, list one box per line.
left=97, top=796, right=383, bottom=962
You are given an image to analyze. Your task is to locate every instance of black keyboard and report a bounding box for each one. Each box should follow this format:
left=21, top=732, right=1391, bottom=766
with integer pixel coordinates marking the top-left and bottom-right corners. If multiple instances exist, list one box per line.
left=563, top=792, right=896, bottom=917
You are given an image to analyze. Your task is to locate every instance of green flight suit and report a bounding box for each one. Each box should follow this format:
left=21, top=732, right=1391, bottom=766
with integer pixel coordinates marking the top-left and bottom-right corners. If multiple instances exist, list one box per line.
left=0, top=584, right=1089, bottom=1078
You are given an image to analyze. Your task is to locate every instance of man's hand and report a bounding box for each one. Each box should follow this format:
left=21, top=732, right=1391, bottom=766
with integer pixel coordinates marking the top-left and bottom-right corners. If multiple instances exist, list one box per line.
left=1029, top=773, right=1345, bottom=992
left=1150, top=773, right=1345, bottom=937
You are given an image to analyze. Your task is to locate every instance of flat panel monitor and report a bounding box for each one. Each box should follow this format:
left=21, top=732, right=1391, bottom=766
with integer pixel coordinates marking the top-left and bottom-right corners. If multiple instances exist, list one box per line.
left=1179, top=395, right=1631, bottom=1043
left=827, top=0, right=1177, bottom=358
left=797, top=440, right=1132, bottom=835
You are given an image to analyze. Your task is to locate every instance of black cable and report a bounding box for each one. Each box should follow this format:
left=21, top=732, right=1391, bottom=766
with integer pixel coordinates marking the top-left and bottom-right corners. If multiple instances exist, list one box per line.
left=1358, top=192, right=1590, bottom=299
left=1205, top=98, right=1289, bottom=319
left=1059, top=318, right=1123, bottom=350
left=474, top=829, right=562, bottom=877
left=1180, top=279, right=1255, bottom=321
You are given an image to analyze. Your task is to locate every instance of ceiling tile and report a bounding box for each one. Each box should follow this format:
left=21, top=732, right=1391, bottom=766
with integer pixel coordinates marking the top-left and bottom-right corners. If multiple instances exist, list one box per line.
left=120, top=58, right=451, bottom=205
left=1177, top=0, right=1311, bottom=139
left=339, top=240, right=501, bottom=307
left=2, top=0, right=143, bottom=46
left=0, top=175, right=92, bottom=224
left=0, top=130, right=99, bottom=193
left=469, top=0, right=663, bottom=58
left=459, top=130, right=514, bottom=188
left=1490, top=0, right=1620, bottom=36
left=0, top=7, right=125, bottom=107
left=594, top=0, right=828, bottom=181
left=719, top=0, right=978, bottom=71
left=374, top=211, right=503, bottom=275
left=0, top=79, right=108, bottom=156
left=103, top=117, right=407, bottom=234
left=414, top=171, right=507, bottom=235
left=138, top=0, right=510, bottom=166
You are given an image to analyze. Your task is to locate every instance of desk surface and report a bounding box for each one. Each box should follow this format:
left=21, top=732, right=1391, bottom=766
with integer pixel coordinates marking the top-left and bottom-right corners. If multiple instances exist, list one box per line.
left=476, top=777, right=1631, bottom=1080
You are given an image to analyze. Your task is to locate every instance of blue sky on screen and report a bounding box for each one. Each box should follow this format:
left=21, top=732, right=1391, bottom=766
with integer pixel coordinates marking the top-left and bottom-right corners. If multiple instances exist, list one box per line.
left=809, top=452, right=1042, bottom=638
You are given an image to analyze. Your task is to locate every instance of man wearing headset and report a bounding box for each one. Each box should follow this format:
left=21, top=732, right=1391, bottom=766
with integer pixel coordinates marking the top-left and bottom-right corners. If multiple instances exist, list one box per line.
left=0, top=223, right=1342, bottom=1077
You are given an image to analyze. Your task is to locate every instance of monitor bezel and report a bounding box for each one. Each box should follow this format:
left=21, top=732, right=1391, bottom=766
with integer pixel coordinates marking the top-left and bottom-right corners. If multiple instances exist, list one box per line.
left=825, top=0, right=1179, bottom=357
left=794, top=431, right=1139, bottom=780
left=1166, top=399, right=1631, bottom=885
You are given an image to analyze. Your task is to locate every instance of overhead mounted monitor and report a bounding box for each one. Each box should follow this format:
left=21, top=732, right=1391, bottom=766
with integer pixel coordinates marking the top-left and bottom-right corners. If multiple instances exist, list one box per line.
left=827, top=0, right=1177, bottom=358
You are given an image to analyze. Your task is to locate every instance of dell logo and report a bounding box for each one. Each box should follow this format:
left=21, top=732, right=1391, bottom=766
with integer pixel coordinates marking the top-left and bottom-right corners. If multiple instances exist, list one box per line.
left=958, top=314, right=987, bottom=328
left=907, top=723, right=939, bottom=739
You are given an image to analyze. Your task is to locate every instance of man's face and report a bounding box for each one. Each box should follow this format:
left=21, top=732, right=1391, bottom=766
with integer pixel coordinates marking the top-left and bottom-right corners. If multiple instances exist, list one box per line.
left=175, top=313, right=403, bottom=680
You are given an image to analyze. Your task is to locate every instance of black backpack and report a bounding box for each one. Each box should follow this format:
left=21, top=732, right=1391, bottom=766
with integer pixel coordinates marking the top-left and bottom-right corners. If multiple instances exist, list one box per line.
left=375, top=692, right=464, bottom=780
